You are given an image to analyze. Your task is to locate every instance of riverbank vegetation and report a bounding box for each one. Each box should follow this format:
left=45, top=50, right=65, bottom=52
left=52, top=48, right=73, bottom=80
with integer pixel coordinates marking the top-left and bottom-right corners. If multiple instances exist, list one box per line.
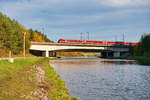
left=57, top=51, right=84, bottom=57
left=0, top=12, right=52, bottom=57
left=132, top=33, right=150, bottom=65
left=57, top=51, right=101, bottom=58
left=0, top=57, right=78, bottom=100
left=134, top=33, right=150, bottom=56
left=127, top=56, right=150, bottom=65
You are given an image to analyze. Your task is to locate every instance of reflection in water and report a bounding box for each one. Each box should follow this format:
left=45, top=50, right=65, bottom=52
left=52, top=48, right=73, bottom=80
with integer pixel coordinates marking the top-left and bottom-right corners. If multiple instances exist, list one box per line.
left=100, top=59, right=136, bottom=65
left=50, top=58, right=150, bottom=100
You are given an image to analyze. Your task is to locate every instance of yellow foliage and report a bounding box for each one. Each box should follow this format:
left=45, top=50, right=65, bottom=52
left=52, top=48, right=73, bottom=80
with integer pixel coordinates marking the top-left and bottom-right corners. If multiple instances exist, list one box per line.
left=33, top=32, right=44, bottom=42
left=57, top=51, right=84, bottom=57
left=38, top=35, right=44, bottom=42
left=33, top=32, right=38, bottom=41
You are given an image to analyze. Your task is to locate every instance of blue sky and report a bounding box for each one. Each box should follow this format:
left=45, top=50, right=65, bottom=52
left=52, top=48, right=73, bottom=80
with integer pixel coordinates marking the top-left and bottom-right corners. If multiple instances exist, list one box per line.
left=0, top=0, right=150, bottom=42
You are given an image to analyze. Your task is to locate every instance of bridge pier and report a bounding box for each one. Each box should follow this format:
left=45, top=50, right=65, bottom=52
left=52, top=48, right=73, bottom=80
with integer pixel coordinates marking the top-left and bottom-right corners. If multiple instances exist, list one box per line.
left=45, top=50, right=49, bottom=57
left=52, top=51, right=56, bottom=57
left=42, top=51, right=56, bottom=57
left=113, top=52, right=120, bottom=57
left=49, top=51, right=56, bottom=57
left=106, top=52, right=109, bottom=57
left=101, top=51, right=112, bottom=57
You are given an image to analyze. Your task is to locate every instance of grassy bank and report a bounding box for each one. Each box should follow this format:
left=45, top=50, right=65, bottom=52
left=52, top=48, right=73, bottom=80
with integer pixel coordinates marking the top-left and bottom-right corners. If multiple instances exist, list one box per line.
left=0, top=57, right=78, bottom=100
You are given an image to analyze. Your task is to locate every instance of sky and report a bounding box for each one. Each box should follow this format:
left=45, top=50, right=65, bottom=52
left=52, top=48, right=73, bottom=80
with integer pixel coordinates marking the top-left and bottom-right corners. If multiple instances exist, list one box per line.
left=0, top=0, right=150, bottom=42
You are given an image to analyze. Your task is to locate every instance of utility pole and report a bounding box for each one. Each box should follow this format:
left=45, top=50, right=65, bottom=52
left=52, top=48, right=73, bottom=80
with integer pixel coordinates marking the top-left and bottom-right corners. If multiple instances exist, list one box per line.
left=3, top=8, right=7, bottom=15
left=42, top=27, right=45, bottom=41
left=23, top=32, right=26, bottom=57
left=87, top=32, right=89, bottom=40
left=115, top=35, right=117, bottom=41
left=123, top=33, right=125, bottom=42
left=42, top=27, right=44, bottom=34
left=80, top=32, right=83, bottom=40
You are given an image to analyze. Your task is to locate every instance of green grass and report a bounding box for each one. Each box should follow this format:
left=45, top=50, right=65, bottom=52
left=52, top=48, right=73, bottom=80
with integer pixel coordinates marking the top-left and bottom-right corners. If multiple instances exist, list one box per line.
left=39, top=58, right=79, bottom=100
left=0, top=57, right=79, bottom=100
left=0, top=57, right=42, bottom=100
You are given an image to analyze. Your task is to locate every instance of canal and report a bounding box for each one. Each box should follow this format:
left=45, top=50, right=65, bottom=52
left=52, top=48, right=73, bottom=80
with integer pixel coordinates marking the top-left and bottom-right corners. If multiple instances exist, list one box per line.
left=50, top=58, right=150, bottom=100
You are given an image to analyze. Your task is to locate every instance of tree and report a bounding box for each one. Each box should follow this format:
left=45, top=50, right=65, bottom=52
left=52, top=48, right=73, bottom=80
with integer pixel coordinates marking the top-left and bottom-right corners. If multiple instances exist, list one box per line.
left=33, top=32, right=38, bottom=41
left=0, top=12, right=30, bottom=55
left=134, top=33, right=150, bottom=56
left=30, top=29, right=52, bottom=42
left=0, top=11, right=52, bottom=56
left=38, top=35, right=44, bottom=42
left=140, top=34, right=150, bottom=56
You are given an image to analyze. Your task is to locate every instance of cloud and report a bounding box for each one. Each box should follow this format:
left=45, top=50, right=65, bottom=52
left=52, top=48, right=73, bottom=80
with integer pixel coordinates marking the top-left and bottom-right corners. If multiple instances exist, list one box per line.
left=100, top=0, right=150, bottom=7
left=0, top=0, right=149, bottom=18
left=101, top=0, right=132, bottom=7
left=0, top=0, right=149, bottom=42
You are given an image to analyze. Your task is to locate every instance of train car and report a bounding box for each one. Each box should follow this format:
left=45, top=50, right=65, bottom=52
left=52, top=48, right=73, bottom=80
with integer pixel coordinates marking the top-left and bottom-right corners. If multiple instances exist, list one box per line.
left=131, top=42, right=139, bottom=45
left=86, top=40, right=104, bottom=44
left=58, top=39, right=66, bottom=43
left=58, top=39, right=85, bottom=43
left=115, top=41, right=124, bottom=45
left=58, top=39, right=138, bottom=46
left=124, top=42, right=138, bottom=46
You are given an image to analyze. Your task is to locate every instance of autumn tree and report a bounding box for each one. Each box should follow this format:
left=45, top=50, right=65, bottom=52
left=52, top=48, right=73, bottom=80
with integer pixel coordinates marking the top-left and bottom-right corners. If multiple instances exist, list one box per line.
left=29, top=29, right=52, bottom=42
left=0, top=12, right=31, bottom=55
left=0, top=12, right=52, bottom=56
left=33, top=32, right=38, bottom=41
left=38, top=35, right=44, bottom=42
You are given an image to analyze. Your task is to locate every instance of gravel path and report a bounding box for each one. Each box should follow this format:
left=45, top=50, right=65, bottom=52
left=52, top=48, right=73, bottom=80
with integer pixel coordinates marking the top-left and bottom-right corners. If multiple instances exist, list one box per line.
left=23, top=65, right=49, bottom=100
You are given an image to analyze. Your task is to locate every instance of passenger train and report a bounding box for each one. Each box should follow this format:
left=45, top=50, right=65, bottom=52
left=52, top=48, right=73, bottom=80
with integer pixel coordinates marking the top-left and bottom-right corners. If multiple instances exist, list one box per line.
left=58, top=39, right=138, bottom=46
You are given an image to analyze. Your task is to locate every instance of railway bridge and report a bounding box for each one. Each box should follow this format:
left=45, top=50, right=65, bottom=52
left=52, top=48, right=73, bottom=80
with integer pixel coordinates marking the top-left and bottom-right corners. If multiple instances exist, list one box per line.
left=30, top=42, right=132, bottom=57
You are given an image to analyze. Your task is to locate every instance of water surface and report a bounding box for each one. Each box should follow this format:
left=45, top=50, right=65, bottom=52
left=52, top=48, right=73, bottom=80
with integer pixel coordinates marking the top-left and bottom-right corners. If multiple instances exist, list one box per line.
left=50, top=58, right=150, bottom=100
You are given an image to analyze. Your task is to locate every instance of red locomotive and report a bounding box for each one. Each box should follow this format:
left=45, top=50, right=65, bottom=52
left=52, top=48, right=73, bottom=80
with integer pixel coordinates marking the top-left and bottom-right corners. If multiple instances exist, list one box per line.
left=58, top=39, right=138, bottom=46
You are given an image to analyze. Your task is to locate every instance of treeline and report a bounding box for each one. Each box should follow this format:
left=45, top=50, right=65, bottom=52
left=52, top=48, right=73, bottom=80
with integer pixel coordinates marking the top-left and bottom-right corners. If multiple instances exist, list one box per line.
left=134, top=33, right=150, bottom=57
left=0, top=12, right=52, bottom=56
left=29, top=29, right=52, bottom=42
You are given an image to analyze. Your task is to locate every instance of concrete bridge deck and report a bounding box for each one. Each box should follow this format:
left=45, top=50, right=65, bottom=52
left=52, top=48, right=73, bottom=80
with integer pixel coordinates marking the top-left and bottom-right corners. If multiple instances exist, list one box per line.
left=30, top=42, right=132, bottom=57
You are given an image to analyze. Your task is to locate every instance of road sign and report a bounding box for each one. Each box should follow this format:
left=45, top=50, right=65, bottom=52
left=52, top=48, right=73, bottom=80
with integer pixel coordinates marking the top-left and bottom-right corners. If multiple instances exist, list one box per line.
left=22, top=32, right=26, bottom=36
